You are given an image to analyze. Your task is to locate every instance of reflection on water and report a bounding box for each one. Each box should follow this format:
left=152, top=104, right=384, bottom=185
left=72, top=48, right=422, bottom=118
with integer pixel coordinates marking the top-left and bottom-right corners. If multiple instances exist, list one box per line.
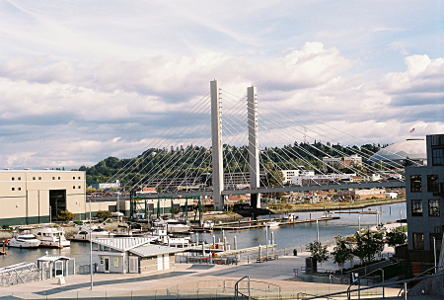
left=0, top=202, right=405, bottom=268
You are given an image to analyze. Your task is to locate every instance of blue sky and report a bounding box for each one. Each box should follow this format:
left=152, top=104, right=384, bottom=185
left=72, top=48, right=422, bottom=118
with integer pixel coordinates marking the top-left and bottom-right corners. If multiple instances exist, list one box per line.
left=0, top=0, right=443, bottom=169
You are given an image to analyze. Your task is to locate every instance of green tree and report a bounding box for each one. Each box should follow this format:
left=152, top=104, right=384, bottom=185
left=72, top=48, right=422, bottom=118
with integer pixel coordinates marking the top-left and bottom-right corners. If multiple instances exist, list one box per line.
left=332, top=235, right=354, bottom=272
left=57, top=210, right=76, bottom=222
left=96, top=210, right=112, bottom=220
left=306, top=240, right=329, bottom=264
left=352, top=229, right=385, bottom=264
left=386, top=228, right=407, bottom=249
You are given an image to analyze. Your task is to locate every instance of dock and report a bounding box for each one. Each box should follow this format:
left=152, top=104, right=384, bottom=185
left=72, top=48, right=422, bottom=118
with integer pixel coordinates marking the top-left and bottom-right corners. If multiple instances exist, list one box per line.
left=0, top=241, right=7, bottom=255
left=215, top=244, right=275, bottom=257
left=212, top=216, right=339, bottom=231
left=336, top=211, right=381, bottom=214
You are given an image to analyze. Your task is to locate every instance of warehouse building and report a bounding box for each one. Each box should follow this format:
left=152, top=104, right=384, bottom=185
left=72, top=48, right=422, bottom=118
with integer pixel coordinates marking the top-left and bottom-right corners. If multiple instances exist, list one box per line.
left=0, top=169, right=87, bottom=226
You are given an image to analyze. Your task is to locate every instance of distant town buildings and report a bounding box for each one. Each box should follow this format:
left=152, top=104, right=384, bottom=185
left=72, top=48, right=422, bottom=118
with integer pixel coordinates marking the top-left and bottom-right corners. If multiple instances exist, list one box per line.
left=322, top=154, right=362, bottom=172
left=91, top=180, right=120, bottom=191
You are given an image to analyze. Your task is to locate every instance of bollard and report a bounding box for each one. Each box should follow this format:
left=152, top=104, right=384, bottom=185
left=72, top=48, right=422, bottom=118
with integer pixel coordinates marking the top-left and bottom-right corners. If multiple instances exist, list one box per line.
left=234, top=236, right=237, bottom=250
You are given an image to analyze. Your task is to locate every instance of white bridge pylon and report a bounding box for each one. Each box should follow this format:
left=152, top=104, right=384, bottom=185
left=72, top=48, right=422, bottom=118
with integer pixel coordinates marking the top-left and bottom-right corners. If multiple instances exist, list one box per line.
left=211, top=80, right=261, bottom=211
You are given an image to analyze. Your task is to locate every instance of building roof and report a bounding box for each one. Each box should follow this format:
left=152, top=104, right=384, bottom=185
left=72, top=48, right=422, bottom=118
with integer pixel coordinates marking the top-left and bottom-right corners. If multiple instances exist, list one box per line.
left=93, top=237, right=156, bottom=252
left=369, top=139, right=426, bottom=162
left=129, top=244, right=185, bottom=257
left=37, top=255, right=72, bottom=262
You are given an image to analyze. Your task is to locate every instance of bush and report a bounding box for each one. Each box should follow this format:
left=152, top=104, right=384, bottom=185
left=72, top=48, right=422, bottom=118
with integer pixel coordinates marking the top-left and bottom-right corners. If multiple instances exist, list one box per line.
left=96, top=210, right=112, bottom=220
left=57, top=210, right=76, bottom=222
left=2, top=224, right=10, bottom=230
left=74, top=220, right=83, bottom=226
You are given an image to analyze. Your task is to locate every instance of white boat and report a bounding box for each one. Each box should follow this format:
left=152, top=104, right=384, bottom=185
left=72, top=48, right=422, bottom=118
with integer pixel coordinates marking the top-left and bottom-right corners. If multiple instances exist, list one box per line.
left=72, top=227, right=115, bottom=241
left=36, top=227, right=71, bottom=247
left=6, top=229, right=41, bottom=248
left=202, top=220, right=214, bottom=229
left=264, top=220, right=280, bottom=227
left=154, top=218, right=190, bottom=233
left=283, top=213, right=299, bottom=222
left=156, top=235, right=190, bottom=247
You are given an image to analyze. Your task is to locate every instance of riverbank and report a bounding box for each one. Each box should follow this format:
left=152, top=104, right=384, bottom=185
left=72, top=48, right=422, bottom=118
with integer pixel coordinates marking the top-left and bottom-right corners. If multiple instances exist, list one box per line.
left=270, top=198, right=405, bottom=215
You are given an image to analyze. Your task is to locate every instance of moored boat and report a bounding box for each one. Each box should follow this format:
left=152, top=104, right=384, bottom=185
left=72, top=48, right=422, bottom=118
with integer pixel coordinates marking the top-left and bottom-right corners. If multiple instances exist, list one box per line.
left=6, top=229, right=41, bottom=248
left=36, top=227, right=70, bottom=247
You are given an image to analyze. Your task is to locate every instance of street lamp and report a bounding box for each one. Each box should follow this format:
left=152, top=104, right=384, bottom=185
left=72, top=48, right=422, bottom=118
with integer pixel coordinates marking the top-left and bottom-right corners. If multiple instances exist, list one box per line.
left=89, top=199, right=93, bottom=290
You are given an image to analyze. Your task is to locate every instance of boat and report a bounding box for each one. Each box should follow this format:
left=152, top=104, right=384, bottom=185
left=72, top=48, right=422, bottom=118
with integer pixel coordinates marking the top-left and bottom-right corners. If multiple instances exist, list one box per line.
left=72, top=226, right=115, bottom=241
left=154, top=218, right=190, bottom=233
left=264, top=220, right=280, bottom=227
left=36, top=227, right=71, bottom=247
left=154, top=235, right=191, bottom=247
left=282, top=213, right=299, bottom=222
left=202, top=220, right=214, bottom=229
left=6, top=229, right=41, bottom=248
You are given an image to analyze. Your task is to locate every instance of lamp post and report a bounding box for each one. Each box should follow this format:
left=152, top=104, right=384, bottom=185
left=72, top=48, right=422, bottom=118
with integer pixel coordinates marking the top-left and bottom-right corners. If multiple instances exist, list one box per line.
left=316, top=219, right=320, bottom=241
left=90, top=199, right=93, bottom=290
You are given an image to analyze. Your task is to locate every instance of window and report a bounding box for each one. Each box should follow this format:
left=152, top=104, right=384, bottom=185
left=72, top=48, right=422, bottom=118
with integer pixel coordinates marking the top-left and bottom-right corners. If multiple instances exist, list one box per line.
left=431, top=135, right=444, bottom=146
left=413, top=233, right=424, bottom=250
left=11, top=187, right=15, bottom=191
left=427, top=175, right=439, bottom=193
left=412, top=199, right=423, bottom=216
left=38, top=177, right=42, bottom=180
left=410, top=175, right=422, bottom=192
left=18, top=177, right=21, bottom=180
left=52, top=177, right=55, bottom=180
left=11, top=177, right=14, bottom=181
left=78, top=177, right=81, bottom=180
left=73, top=177, right=75, bottom=180
left=432, top=149, right=444, bottom=166
left=100, top=256, right=104, bottom=264
left=58, top=177, right=61, bottom=180
left=33, top=177, right=35, bottom=180
left=429, top=199, right=440, bottom=217
left=73, top=186, right=76, bottom=189
left=18, top=187, right=21, bottom=191
left=78, top=186, right=81, bottom=189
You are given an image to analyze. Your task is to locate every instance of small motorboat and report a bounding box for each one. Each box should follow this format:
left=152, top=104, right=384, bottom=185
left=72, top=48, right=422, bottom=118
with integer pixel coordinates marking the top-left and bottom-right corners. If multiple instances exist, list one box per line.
left=264, top=220, right=280, bottom=227
left=72, top=226, right=115, bottom=241
left=36, top=227, right=70, bottom=247
left=6, top=229, right=41, bottom=248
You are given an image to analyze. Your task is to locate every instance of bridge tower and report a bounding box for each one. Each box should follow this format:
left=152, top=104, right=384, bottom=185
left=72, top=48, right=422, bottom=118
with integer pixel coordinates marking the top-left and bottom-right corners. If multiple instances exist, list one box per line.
left=248, top=86, right=261, bottom=208
left=211, top=80, right=224, bottom=211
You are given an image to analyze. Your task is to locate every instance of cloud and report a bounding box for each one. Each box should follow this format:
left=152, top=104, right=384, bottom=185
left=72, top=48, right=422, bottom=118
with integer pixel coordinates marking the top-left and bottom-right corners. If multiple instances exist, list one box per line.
left=1, top=42, right=443, bottom=170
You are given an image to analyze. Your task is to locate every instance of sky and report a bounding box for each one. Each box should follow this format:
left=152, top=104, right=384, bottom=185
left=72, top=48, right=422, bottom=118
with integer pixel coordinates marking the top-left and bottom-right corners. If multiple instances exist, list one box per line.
left=0, top=0, right=443, bottom=170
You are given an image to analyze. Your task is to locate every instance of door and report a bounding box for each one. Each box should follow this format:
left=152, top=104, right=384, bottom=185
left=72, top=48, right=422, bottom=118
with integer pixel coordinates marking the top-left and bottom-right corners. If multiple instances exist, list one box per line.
left=157, top=255, right=163, bottom=271
left=54, top=261, right=63, bottom=277
left=164, top=254, right=170, bottom=270
left=129, top=257, right=138, bottom=273
left=104, top=257, right=110, bottom=273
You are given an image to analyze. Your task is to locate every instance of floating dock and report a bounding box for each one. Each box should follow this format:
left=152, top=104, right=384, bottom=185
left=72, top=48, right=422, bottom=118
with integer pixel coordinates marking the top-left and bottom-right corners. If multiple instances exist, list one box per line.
left=212, top=216, right=339, bottom=231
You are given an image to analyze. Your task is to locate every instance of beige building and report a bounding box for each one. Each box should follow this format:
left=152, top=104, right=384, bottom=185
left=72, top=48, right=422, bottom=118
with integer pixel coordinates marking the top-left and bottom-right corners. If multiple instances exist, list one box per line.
left=0, top=170, right=87, bottom=226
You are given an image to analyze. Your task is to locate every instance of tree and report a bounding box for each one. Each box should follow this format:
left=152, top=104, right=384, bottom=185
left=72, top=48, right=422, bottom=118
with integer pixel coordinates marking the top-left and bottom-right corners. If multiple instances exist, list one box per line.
left=97, top=210, right=112, bottom=220
left=352, top=229, right=385, bottom=264
left=57, top=210, right=76, bottom=222
left=386, top=228, right=407, bottom=249
left=332, top=235, right=354, bottom=272
left=306, top=240, right=329, bottom=264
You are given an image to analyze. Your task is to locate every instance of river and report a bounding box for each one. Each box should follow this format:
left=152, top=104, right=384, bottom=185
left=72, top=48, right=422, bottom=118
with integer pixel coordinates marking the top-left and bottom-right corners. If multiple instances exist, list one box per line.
left=0, top=202, right=406, bottom=268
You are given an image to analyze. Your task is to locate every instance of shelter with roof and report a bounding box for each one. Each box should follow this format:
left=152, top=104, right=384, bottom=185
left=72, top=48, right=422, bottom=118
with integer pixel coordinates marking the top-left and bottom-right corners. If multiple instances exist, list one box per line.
left=92, top=237, right=184, bottom=274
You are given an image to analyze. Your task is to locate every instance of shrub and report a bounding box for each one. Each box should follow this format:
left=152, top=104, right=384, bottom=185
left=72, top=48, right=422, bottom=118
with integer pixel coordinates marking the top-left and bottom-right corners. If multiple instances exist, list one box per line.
left=57, top=210, right=76, bottom=222
left=96, top=210, right=112, bottom=220
left=74, top=220, right=83, bottom=226
left=2, top=224, right=10, bottom=230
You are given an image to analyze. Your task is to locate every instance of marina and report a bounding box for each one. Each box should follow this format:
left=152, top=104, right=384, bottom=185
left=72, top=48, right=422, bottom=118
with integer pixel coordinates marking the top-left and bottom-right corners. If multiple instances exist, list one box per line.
left=0, top=202, right=406, bottom=268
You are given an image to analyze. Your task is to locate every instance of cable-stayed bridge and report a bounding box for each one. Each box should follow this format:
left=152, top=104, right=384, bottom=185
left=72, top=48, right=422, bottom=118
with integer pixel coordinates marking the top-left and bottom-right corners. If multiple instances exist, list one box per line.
left=108, top=80, right=410, bottom=213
